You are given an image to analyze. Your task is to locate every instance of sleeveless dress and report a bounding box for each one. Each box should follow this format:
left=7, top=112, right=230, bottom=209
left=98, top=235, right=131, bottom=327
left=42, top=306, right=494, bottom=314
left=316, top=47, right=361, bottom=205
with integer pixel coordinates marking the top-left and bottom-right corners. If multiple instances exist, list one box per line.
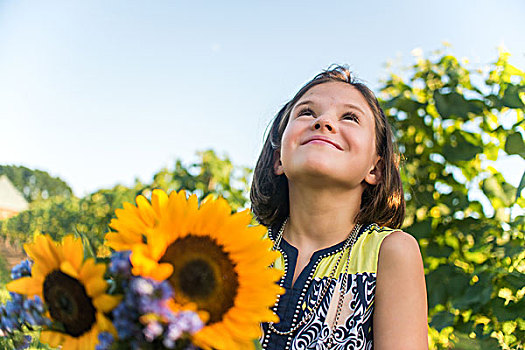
left=260, top=223, right=396, bottom=350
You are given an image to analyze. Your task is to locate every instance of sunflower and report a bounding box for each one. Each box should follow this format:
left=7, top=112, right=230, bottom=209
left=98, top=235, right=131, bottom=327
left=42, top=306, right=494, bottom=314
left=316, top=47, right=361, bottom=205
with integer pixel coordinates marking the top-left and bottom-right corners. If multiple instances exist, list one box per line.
left=106, top=189, right=284, bottom=349
left=7, top=235, right=121, bottom=350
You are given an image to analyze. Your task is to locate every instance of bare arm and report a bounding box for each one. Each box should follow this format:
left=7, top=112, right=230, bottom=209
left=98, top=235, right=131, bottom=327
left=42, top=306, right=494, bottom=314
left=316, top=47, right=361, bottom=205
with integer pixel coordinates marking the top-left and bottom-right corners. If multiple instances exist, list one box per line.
left=374, top=231, right=428, bottom=349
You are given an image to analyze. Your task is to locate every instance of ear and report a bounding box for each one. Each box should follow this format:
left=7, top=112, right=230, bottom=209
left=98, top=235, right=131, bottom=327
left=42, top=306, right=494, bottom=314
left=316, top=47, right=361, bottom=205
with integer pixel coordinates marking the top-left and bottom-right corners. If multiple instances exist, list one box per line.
left=273, top=149, right=284, bottom=175
left=364, top=157, right=381, bottom=185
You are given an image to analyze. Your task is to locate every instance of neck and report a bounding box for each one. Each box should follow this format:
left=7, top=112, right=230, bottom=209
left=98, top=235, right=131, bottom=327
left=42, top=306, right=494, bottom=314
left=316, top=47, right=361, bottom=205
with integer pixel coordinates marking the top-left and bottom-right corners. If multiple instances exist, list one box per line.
left=283, top=182, right=364, bottom=251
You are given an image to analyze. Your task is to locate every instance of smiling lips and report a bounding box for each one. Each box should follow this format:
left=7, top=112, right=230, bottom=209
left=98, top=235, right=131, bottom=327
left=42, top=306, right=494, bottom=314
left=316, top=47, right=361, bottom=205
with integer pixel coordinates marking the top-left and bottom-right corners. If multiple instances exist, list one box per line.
left=302, top=136, right=343, bottom=150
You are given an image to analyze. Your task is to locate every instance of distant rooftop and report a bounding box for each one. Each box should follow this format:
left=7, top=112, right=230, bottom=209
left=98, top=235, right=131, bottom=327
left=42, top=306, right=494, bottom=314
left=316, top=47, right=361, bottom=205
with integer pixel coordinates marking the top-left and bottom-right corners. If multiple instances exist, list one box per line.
left=0, top=175, right=29, bottom=212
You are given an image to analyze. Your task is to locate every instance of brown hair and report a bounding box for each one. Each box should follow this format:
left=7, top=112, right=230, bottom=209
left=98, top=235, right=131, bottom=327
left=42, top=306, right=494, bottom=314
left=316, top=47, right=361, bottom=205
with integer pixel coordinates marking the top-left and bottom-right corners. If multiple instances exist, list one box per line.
left=250, top=65, right=405, bottom=229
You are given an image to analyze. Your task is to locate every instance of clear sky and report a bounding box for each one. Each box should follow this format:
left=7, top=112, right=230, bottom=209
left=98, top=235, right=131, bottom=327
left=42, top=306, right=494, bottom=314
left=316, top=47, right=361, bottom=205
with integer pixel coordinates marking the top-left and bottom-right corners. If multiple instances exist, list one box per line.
left=1, top=0, right=524, bottom=196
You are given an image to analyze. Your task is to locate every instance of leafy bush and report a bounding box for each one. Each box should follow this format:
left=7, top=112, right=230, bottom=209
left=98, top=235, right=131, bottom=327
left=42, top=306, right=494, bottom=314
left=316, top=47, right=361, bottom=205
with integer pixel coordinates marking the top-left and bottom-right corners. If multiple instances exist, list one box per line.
left=379, top=48, right=524, bottom=349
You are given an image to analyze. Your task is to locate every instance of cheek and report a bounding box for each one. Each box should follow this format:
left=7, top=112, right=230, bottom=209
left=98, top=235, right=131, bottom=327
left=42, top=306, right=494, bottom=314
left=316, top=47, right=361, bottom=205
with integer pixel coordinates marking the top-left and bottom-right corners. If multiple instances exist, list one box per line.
left=365, top=138, right=379, bottom=167
left=349, top=131, right=377, bottom=165
left=361, top=127, right=377, bottom=152
left=280, top=123, right=300, bottom=156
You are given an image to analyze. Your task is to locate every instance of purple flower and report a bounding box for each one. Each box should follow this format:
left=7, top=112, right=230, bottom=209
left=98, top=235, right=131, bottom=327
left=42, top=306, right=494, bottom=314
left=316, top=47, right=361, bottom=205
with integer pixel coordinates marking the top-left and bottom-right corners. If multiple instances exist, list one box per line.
left=0, top=292, right=49, bottom=349
left=177, top=311, right=204, bottom=334
left=96, top=332, right=114, bottom=350
left=109, top=251, right=132, bottom=279
left=161, top=310, right=203, bottom=348
left=143, top=320, right=163, bottom=342
left=21, top=296, right=50, bottom=327
left=11, top=259, right=33, bottom=280
left=131, top=278, right=155, bottom=296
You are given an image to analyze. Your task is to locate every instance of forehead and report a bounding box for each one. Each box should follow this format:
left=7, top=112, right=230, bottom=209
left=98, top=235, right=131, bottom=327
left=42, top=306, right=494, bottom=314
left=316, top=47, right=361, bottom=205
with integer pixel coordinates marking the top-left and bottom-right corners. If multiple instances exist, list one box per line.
left=295, top=81, right=374, bottom=117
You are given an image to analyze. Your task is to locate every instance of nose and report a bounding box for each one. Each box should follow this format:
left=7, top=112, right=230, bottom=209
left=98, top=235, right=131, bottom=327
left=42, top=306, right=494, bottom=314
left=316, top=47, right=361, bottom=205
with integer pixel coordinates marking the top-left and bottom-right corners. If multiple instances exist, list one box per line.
left=313, top=118, right=334, bottom=132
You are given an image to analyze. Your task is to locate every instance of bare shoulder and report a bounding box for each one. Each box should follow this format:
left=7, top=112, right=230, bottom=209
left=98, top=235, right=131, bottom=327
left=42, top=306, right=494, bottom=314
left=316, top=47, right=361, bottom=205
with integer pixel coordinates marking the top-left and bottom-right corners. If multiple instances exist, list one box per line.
left=378, top=230, right=422, bottom=266
left=374, top=230, right=428, bottom=349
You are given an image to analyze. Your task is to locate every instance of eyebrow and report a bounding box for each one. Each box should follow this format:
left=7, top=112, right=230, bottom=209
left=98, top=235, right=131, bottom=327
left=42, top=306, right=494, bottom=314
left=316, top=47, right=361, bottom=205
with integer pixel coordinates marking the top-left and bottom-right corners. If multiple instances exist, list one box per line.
left=293, top=100, right=367, bottom=116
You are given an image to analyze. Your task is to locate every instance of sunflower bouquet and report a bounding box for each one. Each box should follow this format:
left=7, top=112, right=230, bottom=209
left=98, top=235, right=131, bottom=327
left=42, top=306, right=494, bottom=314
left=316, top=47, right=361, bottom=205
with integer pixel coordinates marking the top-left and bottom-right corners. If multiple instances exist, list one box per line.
left=0, top=189, right=283, bottom=349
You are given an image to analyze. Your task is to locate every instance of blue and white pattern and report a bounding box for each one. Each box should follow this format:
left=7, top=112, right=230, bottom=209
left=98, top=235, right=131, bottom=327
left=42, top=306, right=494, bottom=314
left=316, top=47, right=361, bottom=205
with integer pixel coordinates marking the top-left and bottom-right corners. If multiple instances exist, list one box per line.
left=292, top=273, right=376, bottom=349
left=261, top=224, right=395, bottom=350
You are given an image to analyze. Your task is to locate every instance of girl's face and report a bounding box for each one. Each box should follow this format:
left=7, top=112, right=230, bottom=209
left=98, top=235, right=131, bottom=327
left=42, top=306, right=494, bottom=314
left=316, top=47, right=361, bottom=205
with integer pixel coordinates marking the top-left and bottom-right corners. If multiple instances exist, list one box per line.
left=275, top=81, right=380, bottom=190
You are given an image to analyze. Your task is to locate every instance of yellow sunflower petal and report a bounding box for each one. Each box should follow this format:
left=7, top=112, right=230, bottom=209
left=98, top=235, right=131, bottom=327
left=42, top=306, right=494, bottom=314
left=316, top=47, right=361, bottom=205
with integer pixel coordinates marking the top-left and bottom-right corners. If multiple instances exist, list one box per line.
left=136, top=195, right=158, bottom=227
left=166, top=190, right=190, bottom=235
left=104, top=230, right=142, bottom=251
left=93, top=294, right=122, bottom=313
left=62, top=335, right=80, bottom=350
left=84, top=278, right=107, bottom=297
left=149, top=262, right=173, bottom=281
left=121, top=203, right=148, bottom=225
left=60, top=261, right=79, bottom=279
left=191, top=336, right=213, bottom=350
left=111, top=205, right=149, bottom=233
left=145, top=229, right=169, bottom=261
left=79, top=258, right=106, bottom=283
left=194, top=326, right=232, bottom=349
left=130, top=244, right=160, bottom=276
left=97, top=312, right=118, bottom=336
left=6, top=277, right=42, bottom=296
left=109, top=217, right=139, bottom=234
left=86, top=327, right=98, bottom=350
left=221, top=314, right=262, bottom=339
left=60, top=235, right=84, bottom=271
left=192, top=196, right=231, bottom=235
left=41, top=330, right=63, bottom=348
left=24, top=235, right=60, bottom=271
left=90, top=327, right=100, bottom=349
left=30, top=263, right=50, bottom=282
left=151, top=189, right=169, bottom=216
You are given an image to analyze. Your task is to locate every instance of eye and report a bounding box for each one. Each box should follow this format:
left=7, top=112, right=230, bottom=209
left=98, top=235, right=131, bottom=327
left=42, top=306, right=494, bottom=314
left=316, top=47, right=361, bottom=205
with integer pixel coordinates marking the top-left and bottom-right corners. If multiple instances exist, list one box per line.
left=343, top=112, right=359, bottom=123
left=297, top=107, right=315, bottom=118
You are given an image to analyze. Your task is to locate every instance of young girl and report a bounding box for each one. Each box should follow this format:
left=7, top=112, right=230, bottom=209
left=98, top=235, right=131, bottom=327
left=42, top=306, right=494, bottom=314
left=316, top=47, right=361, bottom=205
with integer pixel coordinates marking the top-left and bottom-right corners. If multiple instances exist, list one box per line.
left=251, top=66, right=428, bottom=349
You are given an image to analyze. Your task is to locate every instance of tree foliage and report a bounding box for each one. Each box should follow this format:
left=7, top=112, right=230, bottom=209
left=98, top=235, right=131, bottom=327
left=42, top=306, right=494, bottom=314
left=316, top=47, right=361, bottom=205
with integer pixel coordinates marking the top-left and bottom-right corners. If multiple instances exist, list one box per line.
left=379, top=48, right=525, bottom=349
left=150, top=150, right=252, bottom=211
left=0, top=150, right=251, bottom=252
left=0, top=165, right=72, bottom=203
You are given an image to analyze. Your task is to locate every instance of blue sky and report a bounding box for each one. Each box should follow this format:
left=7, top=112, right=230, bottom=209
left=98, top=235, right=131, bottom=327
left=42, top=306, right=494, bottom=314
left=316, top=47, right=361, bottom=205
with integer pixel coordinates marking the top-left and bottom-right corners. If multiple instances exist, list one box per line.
left=1, top=0, right=524, bottom=196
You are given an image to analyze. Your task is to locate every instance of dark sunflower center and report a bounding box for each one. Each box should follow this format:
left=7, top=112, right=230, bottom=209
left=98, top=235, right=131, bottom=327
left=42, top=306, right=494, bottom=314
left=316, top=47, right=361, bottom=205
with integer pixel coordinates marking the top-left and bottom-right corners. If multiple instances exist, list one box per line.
left=43, top=270, right=97, bottom=337
left=178, top=259, right=216, bottom=298
left=160, top=235, right=239, bottom=324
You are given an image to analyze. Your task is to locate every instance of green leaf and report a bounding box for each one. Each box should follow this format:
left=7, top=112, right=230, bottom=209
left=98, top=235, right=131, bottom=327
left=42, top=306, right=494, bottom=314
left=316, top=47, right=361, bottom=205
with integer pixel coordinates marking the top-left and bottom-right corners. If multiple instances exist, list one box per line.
left=504, top=132, right=525, bottom=157
left=442, top=192, right=469, bottom=210
left=430, top=311, right=455, bottom=331
left=477, top=337, right=502, bottom=350
left=407, top=219, right=432, bottom=239
left=75, top=229, right=96, bottom=259
left=516, top=170, right=525, bottom=201
left=426, top=265, right=470, bottom=308
left=503, top=239, right=524, bottom=258
left=426, top=244, right=454, bottom=258
left=383, top=95, right=425, bottom=112
left=443, top=131, right=483, bottom=162
left=434, top=91, right=484, bottom=120
left=501, top=84, right=525, bottom=108
left=452, top=331, right=499, bottom=349
left=453, top=272, right=494, bottom=310
left=492, top=297, right=525, bottom=322
left=482, top=175, right=515, bottom=208
left=501, top=271, right=525, bottom=291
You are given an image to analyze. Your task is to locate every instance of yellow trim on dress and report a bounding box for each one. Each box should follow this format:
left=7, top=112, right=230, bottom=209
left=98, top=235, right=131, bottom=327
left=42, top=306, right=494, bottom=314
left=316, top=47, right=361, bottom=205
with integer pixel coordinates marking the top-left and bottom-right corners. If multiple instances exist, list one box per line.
left=268, top=225, right=397, bottom=278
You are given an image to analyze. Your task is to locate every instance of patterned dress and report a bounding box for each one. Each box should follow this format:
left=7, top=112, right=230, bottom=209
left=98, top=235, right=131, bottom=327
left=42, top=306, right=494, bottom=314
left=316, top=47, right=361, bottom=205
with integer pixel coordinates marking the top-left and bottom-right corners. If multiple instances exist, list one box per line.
left=260, top=223, right=396, bottom=350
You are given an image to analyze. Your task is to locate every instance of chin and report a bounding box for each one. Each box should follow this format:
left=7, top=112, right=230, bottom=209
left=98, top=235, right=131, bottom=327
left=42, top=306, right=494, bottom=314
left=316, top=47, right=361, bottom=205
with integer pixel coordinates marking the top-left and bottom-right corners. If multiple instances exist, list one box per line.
left=286, top=157, right=342, bottom=181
